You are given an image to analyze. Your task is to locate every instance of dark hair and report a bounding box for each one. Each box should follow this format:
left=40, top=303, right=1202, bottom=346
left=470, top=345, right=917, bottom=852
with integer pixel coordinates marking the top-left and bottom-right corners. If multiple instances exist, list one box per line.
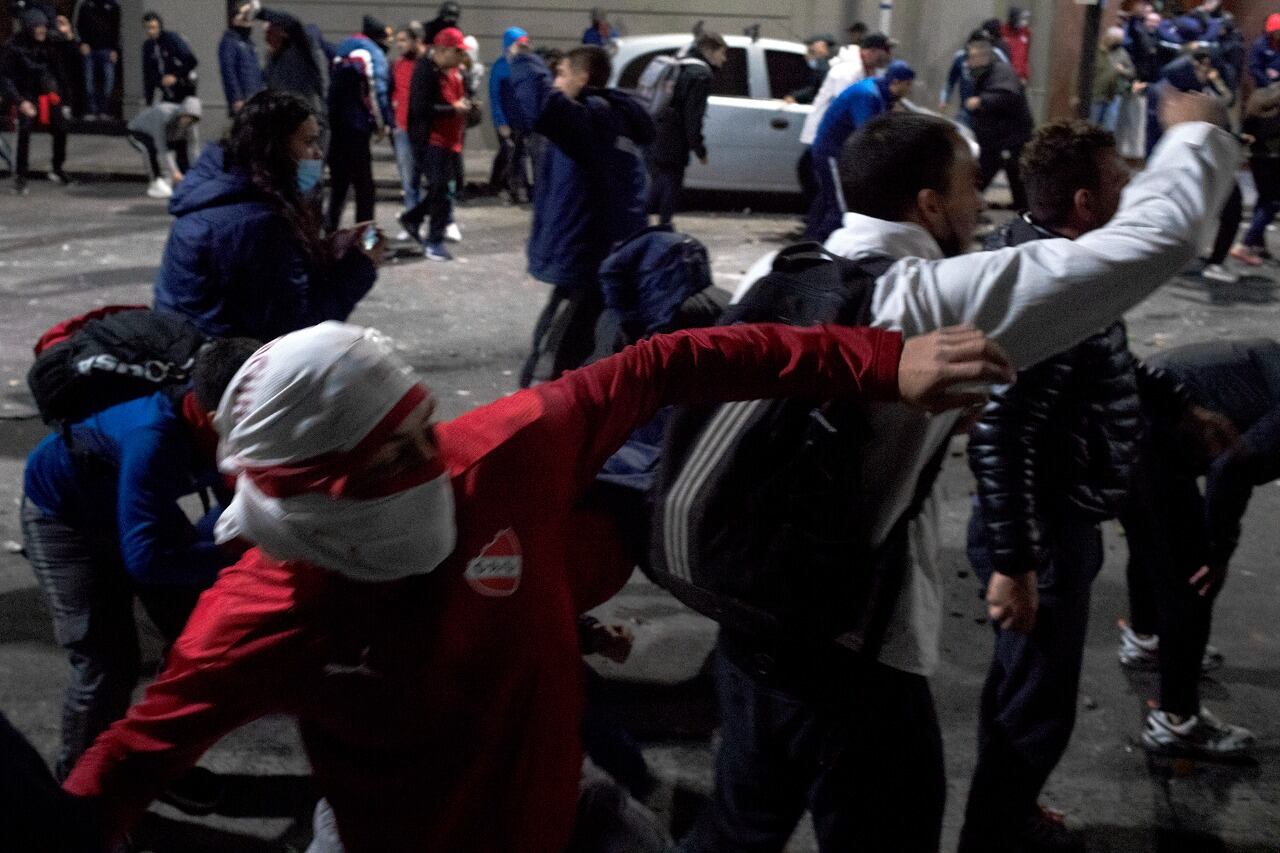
left=696, top=32, right=728, bottom=55
left=221, top=90, right=326, bottom=261
left=194, top=338, right=262, bottom=411
left=398, top=22, right=423, bottom=41
left=565, top=45, right=611, bottom=88
left=839, top=112, right=962, bottom=222
left=141, top=10, right=162, bottom=26
left=967, top=31, right=993, bottom=48
left=848, top=21, right=867, bottom=36
left=1021, top=120, right=1117, bottom=227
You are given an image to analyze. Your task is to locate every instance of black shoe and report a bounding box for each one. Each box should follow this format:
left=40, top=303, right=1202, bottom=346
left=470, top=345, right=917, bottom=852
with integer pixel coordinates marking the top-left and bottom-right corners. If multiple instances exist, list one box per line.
left=396, top=211, right=420, bottom=242
left=159, top=766, right=223, bottom=816
left=13, top=178, right=27, bottom=195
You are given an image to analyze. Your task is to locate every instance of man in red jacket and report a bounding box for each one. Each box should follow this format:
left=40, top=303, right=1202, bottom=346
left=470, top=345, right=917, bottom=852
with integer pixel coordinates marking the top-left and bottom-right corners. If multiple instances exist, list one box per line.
left=63, top=319, right=1011, bottom=852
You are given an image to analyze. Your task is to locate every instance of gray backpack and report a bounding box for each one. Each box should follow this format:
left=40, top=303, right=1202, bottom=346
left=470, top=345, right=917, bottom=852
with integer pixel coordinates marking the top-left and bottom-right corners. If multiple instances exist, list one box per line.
left=635, top=54, right=708, bottom=118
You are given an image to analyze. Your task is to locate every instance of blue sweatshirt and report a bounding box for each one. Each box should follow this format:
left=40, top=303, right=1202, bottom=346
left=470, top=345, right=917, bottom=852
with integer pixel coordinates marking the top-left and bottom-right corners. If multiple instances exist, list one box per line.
left=811, top=76, right=892, bottom=162
left=23, top=392, right=230, bottom=587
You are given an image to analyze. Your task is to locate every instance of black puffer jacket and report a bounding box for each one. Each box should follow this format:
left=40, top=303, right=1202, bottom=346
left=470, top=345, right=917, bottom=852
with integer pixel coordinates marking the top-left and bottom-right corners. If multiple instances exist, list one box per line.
left=967, top=215, right=1189, bottom=575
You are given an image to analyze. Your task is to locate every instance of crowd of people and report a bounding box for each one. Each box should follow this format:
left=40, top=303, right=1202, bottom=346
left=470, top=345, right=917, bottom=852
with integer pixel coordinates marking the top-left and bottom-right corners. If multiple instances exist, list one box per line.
left=2, top=3, right=1280, bottom=853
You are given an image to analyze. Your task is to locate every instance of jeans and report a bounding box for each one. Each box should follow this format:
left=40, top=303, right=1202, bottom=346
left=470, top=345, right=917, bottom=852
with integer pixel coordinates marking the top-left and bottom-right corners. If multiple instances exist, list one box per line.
left=803, top=153, right=844, bottom=243
left=646, top=161, right=686, bottom=226
left=82, top=48, right=117, bottom=116
left=326, top=127, right=376, bottom=232
left=1120, top=430, right=1218, bottom=717
left=22, top=499, right=201, bottom=781
left=402, top=143, right=456, bottom=244
left=1090, top=96, right=1121, bottom=132
left=958, top=503, right=1103, bottom=853
left=15, top=110, right=67, bottom=182
left=677, top=634, right=945, bottom=853
left=978, top=141, right=1027, bottom=210
left=391, top=128, right=423, bottom=211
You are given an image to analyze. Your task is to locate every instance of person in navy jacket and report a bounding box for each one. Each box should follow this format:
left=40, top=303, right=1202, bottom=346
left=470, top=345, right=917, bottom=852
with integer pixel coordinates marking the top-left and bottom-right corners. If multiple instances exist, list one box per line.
left=218, top=0, right=263, bottom=116
left=140, top=10, right=197, bottom=105
left=1249, top=14, right=1280, bottom=88
left=326, top=16, right=394, bottom=233
left=153, top=90, right=381, bottom=341
left=21, top=337, right=258, bottom=781
left=506, top=44, right=653, bottom=386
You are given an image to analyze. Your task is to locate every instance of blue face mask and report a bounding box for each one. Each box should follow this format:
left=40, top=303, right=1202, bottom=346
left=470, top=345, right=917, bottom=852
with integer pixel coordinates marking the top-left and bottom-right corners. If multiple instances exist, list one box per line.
left=296, top=158, right=323, bottom=194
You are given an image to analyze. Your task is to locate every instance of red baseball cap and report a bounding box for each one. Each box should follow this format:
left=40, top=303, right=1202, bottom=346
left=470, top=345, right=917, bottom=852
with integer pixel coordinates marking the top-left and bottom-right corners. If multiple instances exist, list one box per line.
left=1268, top=13, right=1280, bottom=34
left=433, top=26, right=467, bottom=49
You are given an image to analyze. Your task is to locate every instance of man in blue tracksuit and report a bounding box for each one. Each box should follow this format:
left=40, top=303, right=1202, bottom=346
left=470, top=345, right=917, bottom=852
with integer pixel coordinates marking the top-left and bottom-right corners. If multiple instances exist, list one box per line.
left=326, top=16, right=394, bottom=232
left=506, top=44, right=653, bottom=386
left=489, top=26, right=532, bottom=203
left=806, top=59, right=915, bottom=242
left=218, top=0, right=263, bottom=116
left=20, top=337, right=258, bottom=782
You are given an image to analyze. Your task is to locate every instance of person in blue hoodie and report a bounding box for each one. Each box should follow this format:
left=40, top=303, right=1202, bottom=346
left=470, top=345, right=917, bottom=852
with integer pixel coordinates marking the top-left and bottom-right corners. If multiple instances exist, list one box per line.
left=218, top=0, right=263, bottom=116
left=488, top=25, right=532, bottom=203
left=507, top=44, right=654, bottom=387
left=806, top=59, right=915, bottom=242
left=21, top=336, right=259, bottom=782
left=153, top=90, right=382, bottom=341
left=326, top=16, right=394, bottom=233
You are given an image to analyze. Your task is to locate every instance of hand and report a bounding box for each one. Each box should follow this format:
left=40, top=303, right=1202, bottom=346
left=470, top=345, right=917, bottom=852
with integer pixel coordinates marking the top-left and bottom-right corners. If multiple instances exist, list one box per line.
left=1133, top=80, right=1148, bottom=93
left=109, top=50, right=118, bottom=63
left=80, top=42, right=92, bottom=56
left=231, top=99, right=245, bottom=113
left=171, top=170, right=184, bottom=183
left=1206, top=68, right=1220, bottom=82
left=1189, top=563, right=1226, bottom=597
left=964, top=96, right=982, bottom=111
left=354, top=222, right=386, bottom=266
left=55, top=15, right=72, bottom=37
left=498, top=124, right=511, bottom=138
left=783, top=95, right=796, bottom=105
left=986, top=570, right=1039, bottom=633
left=1181, top=404, right=1240, bottom=461
left=587, top=622, right=634, bottom=664
left=896, top=326, right=1015, bottom=414
left=1159, top=88, right=1228, bottom=130
left=1241, top=133, right=1257, bottom=146
left=1270, top=68, right=1280, bottom=80
left=453, top=98, right=471, bottom=113
left=18, top=100, right=37, bottom=118
left=161, top=74, right=178, bottom=88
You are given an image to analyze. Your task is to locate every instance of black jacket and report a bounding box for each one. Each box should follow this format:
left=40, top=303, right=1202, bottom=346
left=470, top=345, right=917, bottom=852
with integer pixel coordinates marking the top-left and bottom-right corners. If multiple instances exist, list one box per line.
left=407, top=56, right=459, bottom=149
left=649, top=50, right=713, bottom=168
left=0, top=29, right=72, bottom=104
left=963, top=59, right=1033, bottom=152
left=967, top=215, right=1189, bottom=576
left=75, top=0, right=120, bottom=51
left=141, top=30, right=197, bottom=105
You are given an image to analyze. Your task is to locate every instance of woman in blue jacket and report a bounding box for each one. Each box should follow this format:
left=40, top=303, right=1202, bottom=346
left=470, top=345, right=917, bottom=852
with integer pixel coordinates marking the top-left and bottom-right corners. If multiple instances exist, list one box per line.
left=153, top=90, right=382, bottom=341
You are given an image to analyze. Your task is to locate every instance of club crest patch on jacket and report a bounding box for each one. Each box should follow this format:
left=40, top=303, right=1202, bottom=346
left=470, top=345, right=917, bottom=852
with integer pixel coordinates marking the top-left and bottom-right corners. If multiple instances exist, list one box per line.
left=465, top=529, right=523, bottom=596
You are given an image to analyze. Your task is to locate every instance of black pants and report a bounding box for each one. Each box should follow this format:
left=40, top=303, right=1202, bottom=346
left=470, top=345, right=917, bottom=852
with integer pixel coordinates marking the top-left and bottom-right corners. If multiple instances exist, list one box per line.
left=647, top=161, right=686, bottom=226
left=958, top=503, right=1103, bottom=852
left=127, top=130, right=190, bottom=180
left=1121, top=430, right=1218, bottom=717
left=21, top=499, right=201, bottom=780
left=403, top=143, right=455, bottom=244
left=490, top=130, right=532, bottom=201
left=518, top=284, right=604, bottom=388
left=677, top=634, right=945, bottom=853
left=796, top=147, right=817, bottom=221
left=0, top=712, right=100, bottom=852
left=15, top=111, right=67, bottom=182
left=1208, top=182, right=1244, bottom=265
left=978, top=141, right=1027, bottom=211
left=326, top=127, right=376, bottom=232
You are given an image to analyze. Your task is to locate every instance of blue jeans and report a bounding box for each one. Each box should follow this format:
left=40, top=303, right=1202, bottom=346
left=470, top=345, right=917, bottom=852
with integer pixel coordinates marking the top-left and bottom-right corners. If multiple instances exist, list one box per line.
left=391, top=128, right=423, bottom=212
left=957, top=502, right=1103, bottom=853
left=1090, top=96, right=1121, bottom=132
left=82, top=48, right=116, bottom=116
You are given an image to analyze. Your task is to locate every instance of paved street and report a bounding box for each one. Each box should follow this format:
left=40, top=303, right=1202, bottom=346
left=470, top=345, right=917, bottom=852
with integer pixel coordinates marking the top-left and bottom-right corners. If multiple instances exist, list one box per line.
left=0, top=137, right=1277, bottom=852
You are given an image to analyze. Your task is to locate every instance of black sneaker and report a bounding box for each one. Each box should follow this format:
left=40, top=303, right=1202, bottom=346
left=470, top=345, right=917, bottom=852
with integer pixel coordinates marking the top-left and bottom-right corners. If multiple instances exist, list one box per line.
left=396, top=211, right=420, bottom=243
left=13, top=178, right=27, bottom=195
left=159, top=766, right=223, bottom=816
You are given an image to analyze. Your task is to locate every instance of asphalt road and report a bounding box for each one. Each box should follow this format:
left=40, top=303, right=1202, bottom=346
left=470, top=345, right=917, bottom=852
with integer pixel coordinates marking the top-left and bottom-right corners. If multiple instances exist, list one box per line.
left=0, top=164, right=1277, bottom=852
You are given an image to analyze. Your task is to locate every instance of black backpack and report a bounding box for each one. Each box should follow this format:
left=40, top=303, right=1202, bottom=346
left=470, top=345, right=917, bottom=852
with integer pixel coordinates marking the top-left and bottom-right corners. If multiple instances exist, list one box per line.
left=645, top=243, right=947, bottom=657
left=27, top=307, right=211, bottom=439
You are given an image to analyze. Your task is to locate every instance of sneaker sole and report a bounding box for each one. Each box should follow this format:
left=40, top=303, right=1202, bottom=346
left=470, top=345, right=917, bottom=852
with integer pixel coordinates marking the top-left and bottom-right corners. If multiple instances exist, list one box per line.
left=1140, top=732, right=1253, bottom=762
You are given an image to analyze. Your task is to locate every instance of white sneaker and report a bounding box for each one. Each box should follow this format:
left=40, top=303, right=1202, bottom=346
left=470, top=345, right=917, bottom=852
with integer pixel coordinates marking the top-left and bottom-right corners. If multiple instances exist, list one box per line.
left=1142, top=707, right=1255, bottom=758
left=146, top=178, right=173, bottom=199
left=444, top=222, right=462, bottom=243
left=1117, top=620, right=1223, bottom=673
left=394, top=229, right=412, bottom=242
left=1201, top=263, right=1239, bottom=284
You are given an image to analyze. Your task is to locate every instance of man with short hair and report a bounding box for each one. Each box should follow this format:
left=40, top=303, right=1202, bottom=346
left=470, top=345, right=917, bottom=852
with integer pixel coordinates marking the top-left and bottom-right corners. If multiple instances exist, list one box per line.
left=140, top=11, right=197, bottom=105
left=957, top=119, right=1240, bottom=853
left=390, top=24, right=425, bottom=230
left=646, top=31, right=727, bottom=226
left=963, top=34, right=1033, bottom=210
left=806, top=59, right=914, bottom=241
left=507, top=44, right=653, bottom=386
left=218, top=0, right=263, bottom=117
left=62, top=319, right=1013, bottom=852
left=783, top=34, right=835, bottom=105
left=683, top=95, right=1240, bottom=852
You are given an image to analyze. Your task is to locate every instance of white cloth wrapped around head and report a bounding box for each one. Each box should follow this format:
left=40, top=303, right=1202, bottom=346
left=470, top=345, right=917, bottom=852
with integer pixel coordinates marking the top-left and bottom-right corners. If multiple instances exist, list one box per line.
left=213, top=321, right=456, bottom=581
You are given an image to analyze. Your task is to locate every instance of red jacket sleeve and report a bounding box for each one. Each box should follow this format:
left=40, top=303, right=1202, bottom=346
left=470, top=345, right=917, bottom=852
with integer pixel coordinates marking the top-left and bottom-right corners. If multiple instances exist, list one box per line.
left=62, top=556, right=310, bottom=845
left=534, top=322, right=902, bottom=492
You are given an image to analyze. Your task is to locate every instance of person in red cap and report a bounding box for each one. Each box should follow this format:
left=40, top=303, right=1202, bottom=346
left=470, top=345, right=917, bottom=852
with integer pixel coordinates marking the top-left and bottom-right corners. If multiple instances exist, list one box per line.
left=400, top=25, right=471, bottom=261
left=1248, top=13, right=1280, bottom=87
left=62, top=319, right=1012, bottom=852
